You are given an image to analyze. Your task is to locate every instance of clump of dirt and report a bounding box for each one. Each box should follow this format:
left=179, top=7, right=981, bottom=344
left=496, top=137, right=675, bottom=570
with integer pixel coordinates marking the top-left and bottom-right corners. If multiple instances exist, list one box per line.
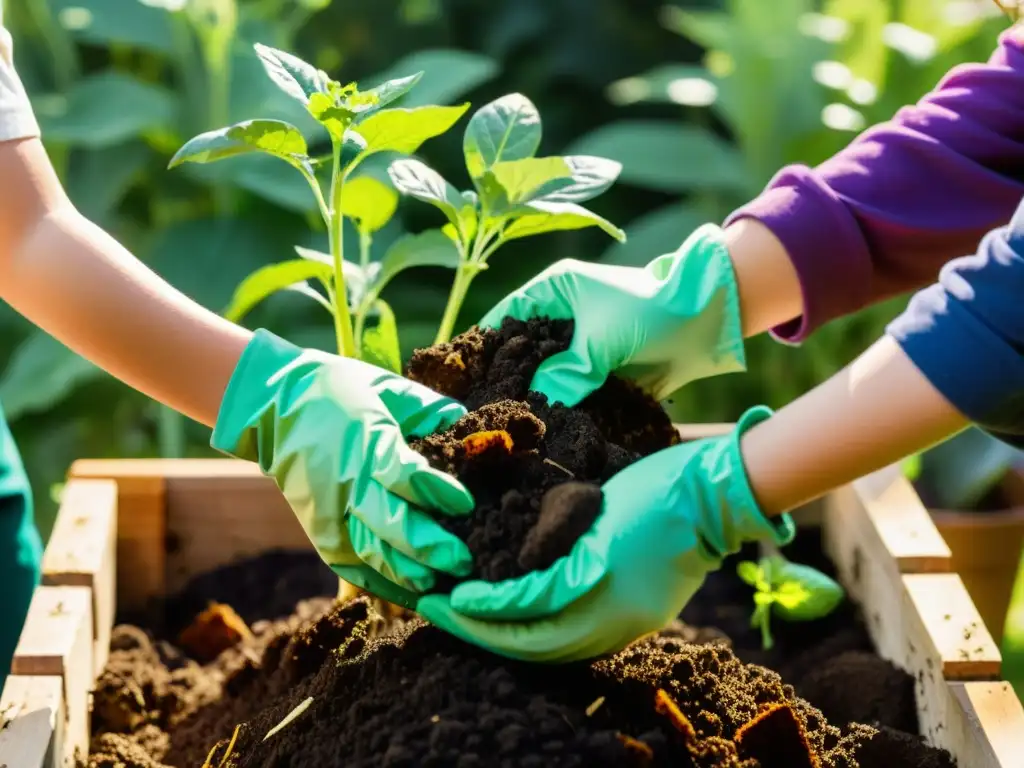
left=407, top=317, right=679, bottom=583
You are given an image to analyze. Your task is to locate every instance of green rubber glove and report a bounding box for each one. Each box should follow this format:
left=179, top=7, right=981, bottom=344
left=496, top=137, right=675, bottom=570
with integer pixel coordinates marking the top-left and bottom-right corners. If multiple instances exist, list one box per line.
left=479, top=223, right=746, bottom=407
left=416, top=407, right=795, bottom=662
left=212, top=329, right=475, bottom=609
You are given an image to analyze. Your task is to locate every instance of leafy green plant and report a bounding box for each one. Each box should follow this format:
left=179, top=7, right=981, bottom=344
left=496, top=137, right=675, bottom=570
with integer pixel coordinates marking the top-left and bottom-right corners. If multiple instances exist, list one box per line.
left=170, top=47, right=627, bottom=365
left=387, top=92, right=626, bottom=344
left=737, top=555, right=845, bottom=650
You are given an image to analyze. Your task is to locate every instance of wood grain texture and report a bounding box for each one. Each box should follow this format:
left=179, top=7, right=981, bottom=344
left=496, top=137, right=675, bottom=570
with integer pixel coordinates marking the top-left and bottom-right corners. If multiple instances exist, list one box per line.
left=11, top=586, right=93, bottom=766
left=41, top=479, right=118, bottom=677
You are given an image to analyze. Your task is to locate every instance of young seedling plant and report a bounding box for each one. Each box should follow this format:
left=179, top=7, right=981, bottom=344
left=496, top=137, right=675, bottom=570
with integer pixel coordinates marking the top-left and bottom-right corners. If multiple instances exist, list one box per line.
left=168, top=43, right=627, bottom=371
left=737, top=555, right=845, bottom=650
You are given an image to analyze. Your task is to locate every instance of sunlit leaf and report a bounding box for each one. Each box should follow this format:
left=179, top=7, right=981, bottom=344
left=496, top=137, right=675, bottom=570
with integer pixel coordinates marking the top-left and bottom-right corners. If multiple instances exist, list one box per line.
left=341, top=176, right=399, bottom=233
left=503, top=201, right=625, bottom=243
left=349, top=104, right=470, bottom=157
left=360, top=299, right=402, bottom=374
left=223, top=259, right=334, bottom=322
left=534, top=156, right=622, bottom=203
left=254, top=43, right=329, bottom=105
left=486, top=156, right=572, bottom=205
left=387, top=157, right=463, bottom=224
left=353, top=73, right=424, bottom=114
left=463, top=93, right=541, bottom=179
left=168, top=119, right=308, bottom=168
left=294, top=246, right=377, bottom=306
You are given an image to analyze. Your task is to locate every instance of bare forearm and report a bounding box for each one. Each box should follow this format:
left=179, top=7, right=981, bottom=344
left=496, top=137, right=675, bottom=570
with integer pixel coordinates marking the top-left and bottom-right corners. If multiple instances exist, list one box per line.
left=0, top=139, right=250, bottom=427
left=723, top=219, right=804, bottom=338
left=740, top=335, right=969, bottom=516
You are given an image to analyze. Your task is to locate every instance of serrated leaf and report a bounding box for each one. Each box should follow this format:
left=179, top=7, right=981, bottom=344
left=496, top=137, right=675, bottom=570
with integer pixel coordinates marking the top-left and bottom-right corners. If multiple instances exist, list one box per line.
left=373, top=230, right=462, bottom=295
left=487, top=156, right=572, bottom=206
left=360, top=299, right=402, bottom=374
left=463, top=93, right=541, bottom=179
left=254, top=43, right=329, bottom=105
left=503, top=201, right=625, bottom=243
left=536, top=156, right=623, bottom=203
left=169, top=119, right=308, bottom=168
left=0, top=332, right=103, bottom=421
left=567, top=121, right=752, bottom=195
left=349, top=104, right=470, bottom=158
left=388, top=158, right=463, bottom=224
left=35, top=71, right=176, bottom=148
left=224, top=259, right=334, bottom=323
left=342, top=176, right=399, bottom=233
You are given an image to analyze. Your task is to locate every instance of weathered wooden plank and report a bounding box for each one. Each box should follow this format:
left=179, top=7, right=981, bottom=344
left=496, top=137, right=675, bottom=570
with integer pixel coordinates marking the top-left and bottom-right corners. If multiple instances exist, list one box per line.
left=0, top=676, right=64, bottom=768
left=68, top=460, right=167, bottom=611
left=940, top=681, right=1024, bottom=768
left=11, top=586, right=93, bottom=766
left=41, top=478, right=118, bottom=678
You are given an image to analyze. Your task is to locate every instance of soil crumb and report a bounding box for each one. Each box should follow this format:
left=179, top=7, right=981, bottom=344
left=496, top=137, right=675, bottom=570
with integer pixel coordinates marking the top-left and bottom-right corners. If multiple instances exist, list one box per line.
left=407, top=317, right=679, bottom=583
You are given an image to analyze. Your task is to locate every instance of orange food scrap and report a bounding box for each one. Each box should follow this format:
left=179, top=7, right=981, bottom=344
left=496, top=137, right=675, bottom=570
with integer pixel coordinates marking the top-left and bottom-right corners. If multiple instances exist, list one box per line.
left=178, top=602, right=252, bottom=663
left=734, top=702, right=820, bottom=768
left=615, top=733, right=653, bottom=763
left=654, top=689, right=697, bottom=743
left=444, top=351, right=466, bottom=370
left=462, top=429, right=513, bottom=457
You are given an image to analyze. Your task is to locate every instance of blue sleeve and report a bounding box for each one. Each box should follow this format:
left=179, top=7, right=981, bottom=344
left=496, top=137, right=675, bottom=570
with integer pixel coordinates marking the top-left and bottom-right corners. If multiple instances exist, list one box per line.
left=886, top=196, right=1024, bottom=449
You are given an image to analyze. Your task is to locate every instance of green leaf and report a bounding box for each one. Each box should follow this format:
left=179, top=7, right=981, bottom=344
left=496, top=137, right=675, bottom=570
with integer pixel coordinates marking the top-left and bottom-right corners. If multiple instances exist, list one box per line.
left=169, top=119, right=308, bottom=168
left=535, top=156, right=622, bottom=203
left=295, top=246, right=376, bottom=306
left=350, top=104, right=470, bottom=158
left=307, top=92, right=355, bottom=142
left=567, top=121, right=752, bottom=195
left=34, top=71, right=176, bottom=148
left=487, top=156, right=572, bottom=205
left=503, top=201, right=625, bottom=243
left=368, top=50, right=499, bottom=108
left=737, top=561, right=763, bottom=588
left=355, top=73, right=424, bottom=115
left=52, top=0, right=175, bottom=53
left=342, top=176, right=399, bottom=233
left=607, top=65, right=719, bottom=107
left=223, top=259, right=334, bottom=323
left=253, top=43, right=329, bottom=105
left=0, top=332, right=103, bottom=421
left=387, top=158, right=464, bottom=225
left=360, top=299, right=402, bottom=374
left=768, top=561, right=846, bottom=622
left=463, top=93, right=541, bottom=179
left=373, top=230, right=462, bottom=295
left=598, top=203, right=705, bottom=267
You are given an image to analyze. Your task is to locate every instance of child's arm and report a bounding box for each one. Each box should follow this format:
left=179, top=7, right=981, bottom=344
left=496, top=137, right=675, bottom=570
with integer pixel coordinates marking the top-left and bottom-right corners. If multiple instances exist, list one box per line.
left=0, top=137, right=251, bottom=427
left=741, top=197, right=1024, bottom=515
left=726, top=27, right=1024, bottom=340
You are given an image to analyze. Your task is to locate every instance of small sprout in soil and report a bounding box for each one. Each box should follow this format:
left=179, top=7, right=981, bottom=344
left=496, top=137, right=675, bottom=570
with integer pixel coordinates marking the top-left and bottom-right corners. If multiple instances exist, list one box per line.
left=202, top=723, right=242, bottom=768
left=462, top=429, right=514, bottom=457
left=737, top=555, right=845, bottom=650
left=585, top=696, right=606, bottom=717
left=263, top=696, right=314, bottom=742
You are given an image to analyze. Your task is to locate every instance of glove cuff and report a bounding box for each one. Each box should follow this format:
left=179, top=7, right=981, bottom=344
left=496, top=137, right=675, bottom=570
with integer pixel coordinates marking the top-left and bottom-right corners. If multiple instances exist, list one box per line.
left=721, top=405, right=796, bottom=548
left=211, top=328, right=305, bottom=461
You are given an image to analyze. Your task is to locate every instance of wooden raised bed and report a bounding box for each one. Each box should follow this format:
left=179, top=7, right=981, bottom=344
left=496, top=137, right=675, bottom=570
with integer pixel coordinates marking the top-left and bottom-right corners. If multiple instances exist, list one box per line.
left=2, top=429, right=1023, bottom=768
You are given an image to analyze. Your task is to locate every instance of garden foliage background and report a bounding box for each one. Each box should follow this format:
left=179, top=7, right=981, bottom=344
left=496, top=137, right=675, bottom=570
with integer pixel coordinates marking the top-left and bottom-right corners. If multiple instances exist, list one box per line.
left=6, top=0, right=1024, bottom=685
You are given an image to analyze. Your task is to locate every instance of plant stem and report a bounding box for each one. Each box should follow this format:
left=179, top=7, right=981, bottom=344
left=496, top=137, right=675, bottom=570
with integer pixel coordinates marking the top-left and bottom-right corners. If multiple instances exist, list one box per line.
left=157, top=405, right=186, bottom=458
left=206, top=46, right=233, bottom=216
left=359, top=230, right=372, bottom=269
left=328, top=145, right=357, bottom=357
left=434, top=263, right=475, bottom=345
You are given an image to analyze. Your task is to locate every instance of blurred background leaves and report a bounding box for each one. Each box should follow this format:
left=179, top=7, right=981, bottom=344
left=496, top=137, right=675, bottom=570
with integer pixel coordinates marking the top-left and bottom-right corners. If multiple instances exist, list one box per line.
left=1, top=0, right=1010, bottom=535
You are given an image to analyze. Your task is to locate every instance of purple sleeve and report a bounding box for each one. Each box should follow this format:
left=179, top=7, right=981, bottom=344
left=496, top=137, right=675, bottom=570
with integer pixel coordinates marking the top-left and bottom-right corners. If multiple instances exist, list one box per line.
left=724, top=27, right=1024, bottom=344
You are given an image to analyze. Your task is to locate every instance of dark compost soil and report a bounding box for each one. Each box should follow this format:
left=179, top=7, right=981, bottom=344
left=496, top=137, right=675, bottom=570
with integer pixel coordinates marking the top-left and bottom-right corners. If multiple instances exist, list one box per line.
left=80, top=318, right=957, bottom=768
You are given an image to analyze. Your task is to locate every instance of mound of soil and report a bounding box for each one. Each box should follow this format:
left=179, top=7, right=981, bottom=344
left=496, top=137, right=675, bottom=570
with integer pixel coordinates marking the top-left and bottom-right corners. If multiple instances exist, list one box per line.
left=406, top=317, right=679, bottom=584
left=79, top=319, right=956, bottom=767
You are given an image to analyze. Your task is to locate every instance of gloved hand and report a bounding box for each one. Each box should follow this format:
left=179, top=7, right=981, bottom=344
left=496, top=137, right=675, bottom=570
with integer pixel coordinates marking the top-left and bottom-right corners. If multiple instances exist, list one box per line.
left=479, top=223, right=746, bottom=407
left=416, top=407, right=794, bottom=662
left=212, top=329, right=475, bottom=609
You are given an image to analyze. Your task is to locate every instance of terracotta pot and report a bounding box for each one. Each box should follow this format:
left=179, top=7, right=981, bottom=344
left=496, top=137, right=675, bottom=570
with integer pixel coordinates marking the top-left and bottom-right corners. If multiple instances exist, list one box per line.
left=929, top=466, right=1024, bottom=642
